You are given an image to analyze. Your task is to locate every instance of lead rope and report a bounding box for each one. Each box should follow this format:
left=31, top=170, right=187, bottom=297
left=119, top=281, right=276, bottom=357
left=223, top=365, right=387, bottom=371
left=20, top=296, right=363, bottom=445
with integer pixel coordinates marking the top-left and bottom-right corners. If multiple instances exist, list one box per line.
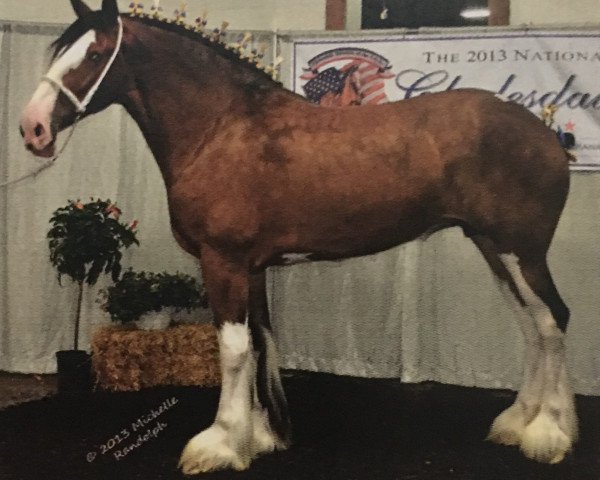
left=1, top=17, right=124, bottom=188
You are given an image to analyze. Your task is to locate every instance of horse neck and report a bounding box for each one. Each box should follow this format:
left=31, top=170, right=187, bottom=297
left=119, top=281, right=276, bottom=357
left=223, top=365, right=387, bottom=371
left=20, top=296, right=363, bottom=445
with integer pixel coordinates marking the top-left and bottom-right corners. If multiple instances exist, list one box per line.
left=120, top=20, right=282, bottom=184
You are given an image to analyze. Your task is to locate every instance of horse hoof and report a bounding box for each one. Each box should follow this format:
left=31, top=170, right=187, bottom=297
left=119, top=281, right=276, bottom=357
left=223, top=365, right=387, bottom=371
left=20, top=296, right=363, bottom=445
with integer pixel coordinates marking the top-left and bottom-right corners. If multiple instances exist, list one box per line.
left=487, top=403, right=529, bottom=446
left=179, top=424, right=250, bottom=474
left=520, top=412, right=572, bottom=464
left=251, top=408, right=290, bottom=456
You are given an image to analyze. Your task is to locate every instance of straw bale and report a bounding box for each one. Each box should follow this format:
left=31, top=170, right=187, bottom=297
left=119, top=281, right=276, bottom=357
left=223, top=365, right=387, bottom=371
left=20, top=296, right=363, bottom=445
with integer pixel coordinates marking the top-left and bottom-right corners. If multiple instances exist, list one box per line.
left=91, top=324, right=220, bottom=391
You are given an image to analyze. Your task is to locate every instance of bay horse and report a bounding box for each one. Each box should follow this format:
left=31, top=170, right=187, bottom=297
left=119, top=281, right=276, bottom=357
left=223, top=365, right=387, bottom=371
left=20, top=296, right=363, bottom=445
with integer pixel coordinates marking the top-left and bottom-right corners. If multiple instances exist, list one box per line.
left=20, top=0, right=577, bottom=473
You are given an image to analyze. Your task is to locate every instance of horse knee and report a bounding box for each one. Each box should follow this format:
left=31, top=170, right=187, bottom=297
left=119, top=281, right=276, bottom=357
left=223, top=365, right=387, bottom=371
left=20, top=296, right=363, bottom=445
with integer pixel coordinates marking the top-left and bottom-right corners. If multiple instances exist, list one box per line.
left=219, top=322, right=251, bottom=371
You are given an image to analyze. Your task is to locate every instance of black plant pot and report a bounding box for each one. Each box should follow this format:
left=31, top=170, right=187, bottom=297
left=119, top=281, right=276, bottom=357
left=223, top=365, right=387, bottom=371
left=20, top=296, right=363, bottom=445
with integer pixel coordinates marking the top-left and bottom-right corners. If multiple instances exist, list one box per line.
left=55, top=350, right=93, bottom=395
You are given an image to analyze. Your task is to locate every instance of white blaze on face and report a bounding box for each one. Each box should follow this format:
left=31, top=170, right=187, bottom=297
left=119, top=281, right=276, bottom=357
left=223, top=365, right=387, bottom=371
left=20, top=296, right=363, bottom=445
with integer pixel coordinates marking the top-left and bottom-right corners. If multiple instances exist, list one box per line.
left=20, top=30, right=96, bottom=153
left=45, top=29, right=97, bottom=95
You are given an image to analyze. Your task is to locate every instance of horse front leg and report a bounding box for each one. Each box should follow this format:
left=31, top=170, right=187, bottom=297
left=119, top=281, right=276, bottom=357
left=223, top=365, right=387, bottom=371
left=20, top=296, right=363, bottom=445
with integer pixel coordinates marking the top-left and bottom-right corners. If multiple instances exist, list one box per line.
left=179, top=247, right=255, bottom=474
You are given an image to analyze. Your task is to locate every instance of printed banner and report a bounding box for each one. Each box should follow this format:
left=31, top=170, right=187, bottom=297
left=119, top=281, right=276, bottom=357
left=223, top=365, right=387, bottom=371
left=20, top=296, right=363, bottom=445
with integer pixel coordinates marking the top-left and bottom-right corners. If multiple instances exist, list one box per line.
left=292, top=32, right=600, bottom=170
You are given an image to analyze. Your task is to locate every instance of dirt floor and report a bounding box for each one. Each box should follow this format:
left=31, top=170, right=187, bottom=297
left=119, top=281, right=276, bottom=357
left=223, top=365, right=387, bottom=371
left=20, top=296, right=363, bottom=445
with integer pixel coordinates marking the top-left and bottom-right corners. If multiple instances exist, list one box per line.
left=0, top=372, right=599, bottom=480
left=0, top=371, right=57, bottom=409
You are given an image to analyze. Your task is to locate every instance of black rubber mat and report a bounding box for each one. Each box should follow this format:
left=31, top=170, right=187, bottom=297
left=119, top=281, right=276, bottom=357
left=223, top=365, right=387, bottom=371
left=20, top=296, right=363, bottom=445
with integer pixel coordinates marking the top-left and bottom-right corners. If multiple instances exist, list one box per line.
left=1, top=372, right=598, bottom=480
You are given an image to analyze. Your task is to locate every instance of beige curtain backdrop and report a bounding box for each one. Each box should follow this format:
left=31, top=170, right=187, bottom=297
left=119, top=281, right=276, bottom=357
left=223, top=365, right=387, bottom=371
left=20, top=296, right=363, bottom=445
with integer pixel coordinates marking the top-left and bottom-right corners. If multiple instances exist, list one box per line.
left=1, top=22, right=600, bottom=396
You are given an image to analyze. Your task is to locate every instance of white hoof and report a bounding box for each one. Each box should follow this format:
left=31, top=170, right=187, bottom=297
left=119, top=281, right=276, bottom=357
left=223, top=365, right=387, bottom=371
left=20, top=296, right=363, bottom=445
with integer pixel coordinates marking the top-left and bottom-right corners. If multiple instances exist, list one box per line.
left=520, top=412, right=572, bottom=464
left=178, top=424, right=250, bottom=474
left=560, top=398, right=579, bottom=444
left=252, top=408, right=285, bottom=456
left=487, top=403, right=529, bottom=446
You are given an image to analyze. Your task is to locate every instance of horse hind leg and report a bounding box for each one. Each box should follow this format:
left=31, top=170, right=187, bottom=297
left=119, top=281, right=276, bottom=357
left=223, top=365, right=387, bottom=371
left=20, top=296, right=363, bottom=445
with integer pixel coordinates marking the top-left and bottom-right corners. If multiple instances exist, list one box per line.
left=471, top=236, right=577, bottom=463
left=248, top=271, right=292, bottom=454
left=500, top=253, right=578, bottom=463
left=471, top=236, right=545, bottom=446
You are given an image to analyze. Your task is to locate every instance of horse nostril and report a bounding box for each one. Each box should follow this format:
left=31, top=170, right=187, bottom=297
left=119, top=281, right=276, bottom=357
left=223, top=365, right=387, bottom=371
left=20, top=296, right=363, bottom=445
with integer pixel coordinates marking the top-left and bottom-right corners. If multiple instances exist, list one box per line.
left=34, top=123, right=44, bottom=138
left=26, top=143, right=34, bottom=152
left=19, top=125, right=25, bottom=138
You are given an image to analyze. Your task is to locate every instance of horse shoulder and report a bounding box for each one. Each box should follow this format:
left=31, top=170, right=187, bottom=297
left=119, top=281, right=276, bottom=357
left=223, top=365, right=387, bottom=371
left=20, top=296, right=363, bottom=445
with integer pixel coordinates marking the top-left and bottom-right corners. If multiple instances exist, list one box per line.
left=167, top=149, right=264, bottom=253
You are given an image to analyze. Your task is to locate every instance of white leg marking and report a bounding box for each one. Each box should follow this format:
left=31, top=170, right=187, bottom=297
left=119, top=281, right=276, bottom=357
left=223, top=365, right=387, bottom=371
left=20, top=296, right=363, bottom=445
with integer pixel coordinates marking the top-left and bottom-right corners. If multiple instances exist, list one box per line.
left=488, top=401, right=531, bottom=446
left=493, top=254, right=577, bottom=464
left=251, top=404, right=278, bottom=455
left=179, top=321, right=254, bottom=474
left=487, top=281, right=543, bottom=446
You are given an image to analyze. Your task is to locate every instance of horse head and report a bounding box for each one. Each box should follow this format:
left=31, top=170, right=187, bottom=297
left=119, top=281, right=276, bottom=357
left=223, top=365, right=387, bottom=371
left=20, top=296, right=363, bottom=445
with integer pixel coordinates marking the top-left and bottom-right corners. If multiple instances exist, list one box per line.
left=19, top=0, right=128, bottom=157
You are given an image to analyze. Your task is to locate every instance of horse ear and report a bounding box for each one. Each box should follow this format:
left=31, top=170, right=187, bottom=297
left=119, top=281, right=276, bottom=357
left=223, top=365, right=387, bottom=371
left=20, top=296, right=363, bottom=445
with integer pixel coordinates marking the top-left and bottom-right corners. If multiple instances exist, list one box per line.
left=101, top=0, right=120, bottom=22
left=70, top=0, right=92, bottom=18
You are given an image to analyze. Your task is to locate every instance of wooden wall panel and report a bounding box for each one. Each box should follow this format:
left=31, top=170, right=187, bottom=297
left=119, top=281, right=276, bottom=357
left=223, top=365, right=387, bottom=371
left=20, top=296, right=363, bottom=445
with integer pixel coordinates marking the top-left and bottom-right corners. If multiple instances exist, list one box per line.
left=488, top=0, right=510, bottom=25
left=326, top=0, right=347, bottom=30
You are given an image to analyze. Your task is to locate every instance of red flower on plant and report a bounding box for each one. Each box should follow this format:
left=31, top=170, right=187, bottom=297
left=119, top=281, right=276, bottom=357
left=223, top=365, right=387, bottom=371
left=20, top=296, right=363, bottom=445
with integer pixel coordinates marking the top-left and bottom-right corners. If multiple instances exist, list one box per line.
left=74, top=201, right=84, bottom=210
left=129, top=220, right=139, bottom=230
left=105, top=204, right=122, bottom=219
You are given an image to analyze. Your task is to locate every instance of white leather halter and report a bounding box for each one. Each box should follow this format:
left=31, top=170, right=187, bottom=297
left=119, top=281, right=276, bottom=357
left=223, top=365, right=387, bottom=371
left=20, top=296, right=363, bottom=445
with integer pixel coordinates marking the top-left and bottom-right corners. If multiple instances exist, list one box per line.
left=42, top=16, right=124, bottom=114
left=2, top=18, right=124, bottom=188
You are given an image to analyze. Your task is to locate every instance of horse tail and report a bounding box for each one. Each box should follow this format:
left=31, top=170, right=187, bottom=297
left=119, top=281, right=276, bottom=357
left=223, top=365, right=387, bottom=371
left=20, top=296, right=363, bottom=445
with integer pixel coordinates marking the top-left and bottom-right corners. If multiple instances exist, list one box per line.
left=564, top=149, right=577, bottom=163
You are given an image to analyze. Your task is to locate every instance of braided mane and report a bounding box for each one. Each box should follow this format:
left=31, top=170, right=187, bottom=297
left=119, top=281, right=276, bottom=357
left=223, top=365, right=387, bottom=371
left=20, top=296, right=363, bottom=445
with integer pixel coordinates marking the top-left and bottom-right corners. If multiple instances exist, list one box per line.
left=129, top=14, right=280, bottom=85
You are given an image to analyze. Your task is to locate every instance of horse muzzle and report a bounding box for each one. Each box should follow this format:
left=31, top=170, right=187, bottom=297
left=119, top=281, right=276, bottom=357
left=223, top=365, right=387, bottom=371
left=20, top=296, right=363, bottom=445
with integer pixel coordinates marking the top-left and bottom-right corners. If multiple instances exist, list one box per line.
left=26, top=138, right=56, bottom=158
left=19, top=113, right=57, bottom=158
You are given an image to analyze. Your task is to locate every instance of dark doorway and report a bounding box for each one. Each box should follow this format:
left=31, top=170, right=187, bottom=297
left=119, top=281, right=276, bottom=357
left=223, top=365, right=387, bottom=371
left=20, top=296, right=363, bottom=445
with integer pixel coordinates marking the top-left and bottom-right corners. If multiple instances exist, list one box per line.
left=362, top=0, right=489, bottom=29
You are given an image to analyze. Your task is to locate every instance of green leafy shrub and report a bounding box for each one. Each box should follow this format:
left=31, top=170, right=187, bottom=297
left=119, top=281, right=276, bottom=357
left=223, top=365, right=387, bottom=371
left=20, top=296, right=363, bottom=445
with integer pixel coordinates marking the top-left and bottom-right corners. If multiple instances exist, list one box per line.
left=100, top=270, right=208, bottom=324
left=48, top=199, right=139, bottom=286
left=47, top=198, right=139, bottom=349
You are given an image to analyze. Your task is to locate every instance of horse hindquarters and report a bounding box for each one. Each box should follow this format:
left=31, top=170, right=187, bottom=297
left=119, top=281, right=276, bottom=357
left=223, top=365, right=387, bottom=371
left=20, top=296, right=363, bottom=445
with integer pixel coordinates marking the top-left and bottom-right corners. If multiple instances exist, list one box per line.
left=179, top=249, right=289, bottom=474
left=472, top=236, right=577, bottom=464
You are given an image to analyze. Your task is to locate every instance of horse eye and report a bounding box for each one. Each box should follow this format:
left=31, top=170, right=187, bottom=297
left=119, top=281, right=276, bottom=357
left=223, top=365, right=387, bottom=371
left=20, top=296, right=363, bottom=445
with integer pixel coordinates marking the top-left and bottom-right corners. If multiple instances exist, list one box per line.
left=88, top=52, right=101, bottom=63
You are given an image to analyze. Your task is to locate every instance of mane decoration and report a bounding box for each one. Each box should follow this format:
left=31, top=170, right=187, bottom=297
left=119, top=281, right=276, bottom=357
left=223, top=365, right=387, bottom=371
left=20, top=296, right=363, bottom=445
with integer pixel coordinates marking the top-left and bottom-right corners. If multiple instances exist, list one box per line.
left=127, top=1, right=282, bottom=82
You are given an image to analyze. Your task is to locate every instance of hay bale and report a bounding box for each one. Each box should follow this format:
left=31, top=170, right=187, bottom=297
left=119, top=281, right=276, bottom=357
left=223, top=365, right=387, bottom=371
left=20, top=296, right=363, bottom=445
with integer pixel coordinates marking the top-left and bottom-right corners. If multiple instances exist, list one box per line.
left=91, top=324, right=220, bottom=391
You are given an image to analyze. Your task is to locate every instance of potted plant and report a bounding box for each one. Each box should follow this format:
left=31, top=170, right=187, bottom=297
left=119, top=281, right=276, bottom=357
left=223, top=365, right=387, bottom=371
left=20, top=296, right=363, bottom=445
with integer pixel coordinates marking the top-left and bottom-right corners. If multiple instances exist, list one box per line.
left=94, top=270, right=216, bottom=391
left=47, top=198, right=139, bottom=393
left=100, top=269, right=209, bottom=328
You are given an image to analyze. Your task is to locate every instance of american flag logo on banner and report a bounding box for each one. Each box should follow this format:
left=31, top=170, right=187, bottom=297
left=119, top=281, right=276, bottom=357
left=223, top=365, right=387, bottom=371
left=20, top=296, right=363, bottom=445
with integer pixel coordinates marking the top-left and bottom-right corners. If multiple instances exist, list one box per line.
left=300, top=48, right=395, bottom=107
